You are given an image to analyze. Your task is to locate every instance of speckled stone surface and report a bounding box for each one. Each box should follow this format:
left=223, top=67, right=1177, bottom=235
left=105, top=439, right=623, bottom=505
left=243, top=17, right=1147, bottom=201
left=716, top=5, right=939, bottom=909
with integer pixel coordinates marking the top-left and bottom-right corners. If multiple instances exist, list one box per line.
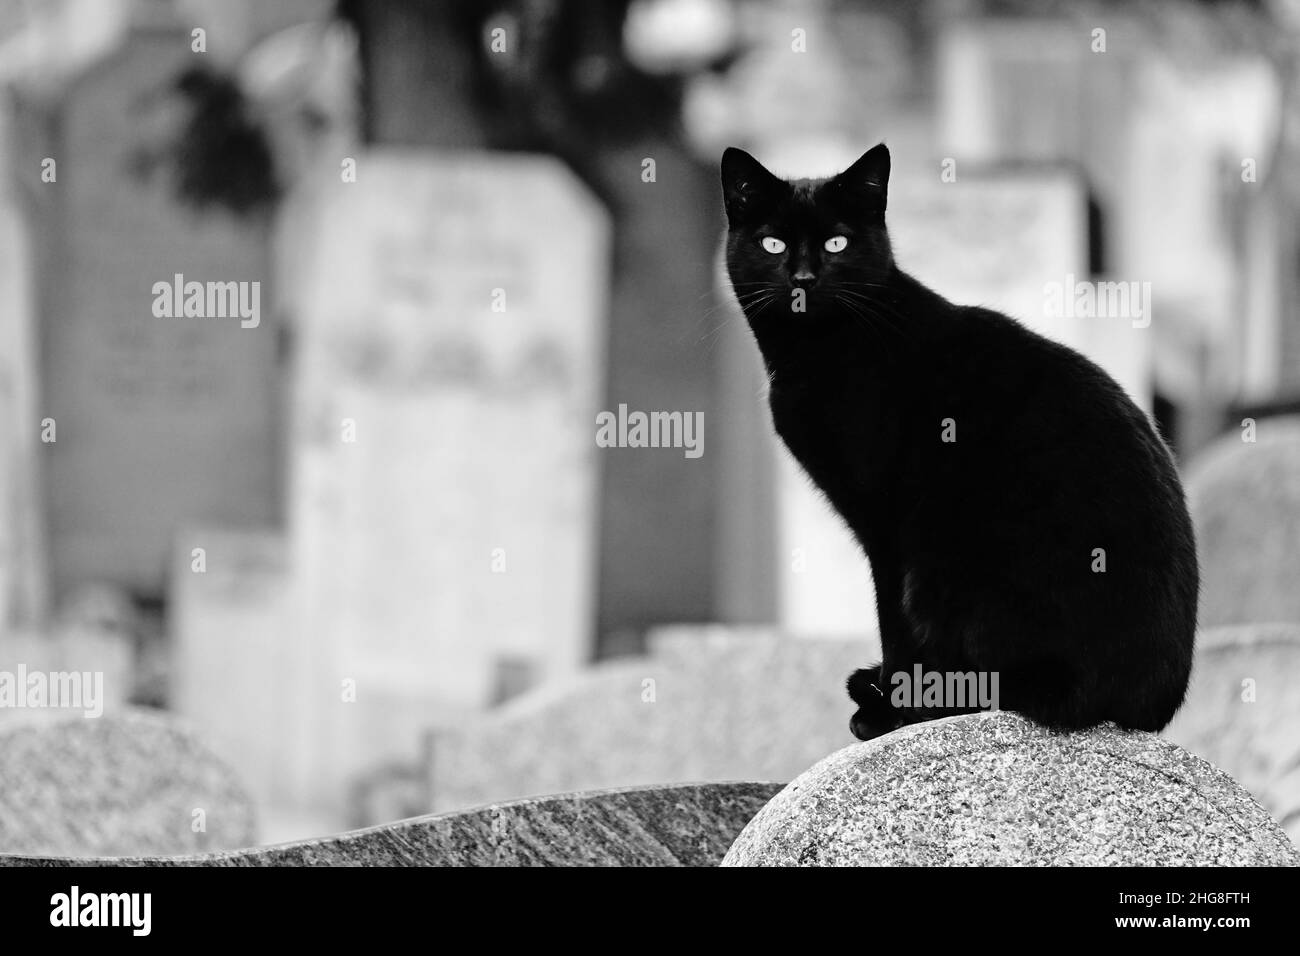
left=429, top=628, right=874, bottom=811
left=1187, top=416, right=1300, bottom=627
left=0, top=709, right=255, bottom=857
left=722, top=711, right=1300, bottom=866
left=0, top=782, right=782, bottom=867
left=1166, top=623, right=1300, bottom=843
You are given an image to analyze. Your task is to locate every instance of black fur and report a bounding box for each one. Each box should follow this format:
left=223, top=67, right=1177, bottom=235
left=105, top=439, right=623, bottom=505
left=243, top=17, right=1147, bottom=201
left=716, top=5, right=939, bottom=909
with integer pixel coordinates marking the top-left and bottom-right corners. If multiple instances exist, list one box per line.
left=720, top=144, right=1198, bottom=740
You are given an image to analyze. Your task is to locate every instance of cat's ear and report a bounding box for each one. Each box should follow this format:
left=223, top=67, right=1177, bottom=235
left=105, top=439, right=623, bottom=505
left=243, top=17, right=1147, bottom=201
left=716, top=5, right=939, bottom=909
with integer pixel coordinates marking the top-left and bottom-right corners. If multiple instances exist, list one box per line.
left=831, top=143, right=890, bottom=212
left=721, top=147, right=786, bottom=224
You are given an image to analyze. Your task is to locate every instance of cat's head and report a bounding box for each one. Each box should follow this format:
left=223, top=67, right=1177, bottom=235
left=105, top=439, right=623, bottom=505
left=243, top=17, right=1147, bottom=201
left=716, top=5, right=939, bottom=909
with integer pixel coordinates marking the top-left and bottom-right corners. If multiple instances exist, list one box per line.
left=720, top=144, right=894, bottom=321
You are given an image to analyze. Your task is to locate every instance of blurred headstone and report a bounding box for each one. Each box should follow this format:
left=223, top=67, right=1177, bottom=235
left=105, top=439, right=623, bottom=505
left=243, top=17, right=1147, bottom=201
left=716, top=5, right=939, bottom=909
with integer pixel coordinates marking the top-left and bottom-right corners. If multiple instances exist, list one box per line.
left=427, top=627, right=871, bottom=813
left=1119, top=54, right=1276, bottom=450
left=592, top=141, right=722, bottom=652
left=0, top=106, right=46, bottom=629
left=890, top=171, right=1101, bottom=378
left=0, top=615, right=134, bottom=728
left=935, top=17, right=1159, bottom=411
left=934, top=15, right=1281, bottom=452
left=287, top=149, right=608, bottom=816
left=936, top=15, right=1145, bottom=212
left=1185, top=416, right=1300, bottom=627
left=169, top=528, right=293, bottom=818
left=682, top=3, right=914, bottom=164
left=13, top=17, right=280, bottom=598
left=0, top=708, right=255, bottom=856
left=1165, top=623, right=1300, bottom=843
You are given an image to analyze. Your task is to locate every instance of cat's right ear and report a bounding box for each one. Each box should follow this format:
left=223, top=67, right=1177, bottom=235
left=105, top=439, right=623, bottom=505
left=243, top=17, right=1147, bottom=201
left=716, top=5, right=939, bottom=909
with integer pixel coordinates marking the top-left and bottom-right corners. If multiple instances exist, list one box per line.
left=830, top=143, right=890, bottom=214
left=721, top=147, right=785, bottom=225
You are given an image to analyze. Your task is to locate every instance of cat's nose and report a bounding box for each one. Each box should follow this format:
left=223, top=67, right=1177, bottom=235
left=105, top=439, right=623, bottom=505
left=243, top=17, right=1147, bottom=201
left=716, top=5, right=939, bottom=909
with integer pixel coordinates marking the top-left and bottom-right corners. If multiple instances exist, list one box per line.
left=792, top=268, right=817, bottom=289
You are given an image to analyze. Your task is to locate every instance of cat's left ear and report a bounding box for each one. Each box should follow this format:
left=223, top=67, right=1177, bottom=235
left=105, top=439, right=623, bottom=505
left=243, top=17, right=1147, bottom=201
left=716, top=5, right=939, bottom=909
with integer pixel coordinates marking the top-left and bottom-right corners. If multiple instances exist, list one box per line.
left=721, top=147, right=787, bottom=225
left=831, top=143, right=890, bottom=211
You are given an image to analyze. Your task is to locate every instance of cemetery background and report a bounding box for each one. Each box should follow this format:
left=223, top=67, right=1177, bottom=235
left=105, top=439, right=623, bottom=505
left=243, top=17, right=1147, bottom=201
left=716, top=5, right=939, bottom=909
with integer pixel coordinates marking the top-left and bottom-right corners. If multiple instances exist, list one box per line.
left=0, top=0, right=1298, bottom=858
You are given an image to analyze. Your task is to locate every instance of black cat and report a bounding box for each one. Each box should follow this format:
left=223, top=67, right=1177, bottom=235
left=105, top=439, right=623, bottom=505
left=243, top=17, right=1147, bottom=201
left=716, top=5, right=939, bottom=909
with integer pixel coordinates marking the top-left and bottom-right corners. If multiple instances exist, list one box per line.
left=720, top=144, right=1198, bottom=740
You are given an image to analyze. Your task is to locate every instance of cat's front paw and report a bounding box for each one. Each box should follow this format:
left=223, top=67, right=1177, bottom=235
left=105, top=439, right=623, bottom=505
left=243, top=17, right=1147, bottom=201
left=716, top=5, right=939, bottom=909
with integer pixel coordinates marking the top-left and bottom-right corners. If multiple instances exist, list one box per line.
left=847, top=666, right=898, bottom=740
left=849, top=706, right=896, bottom=742
left=847, top=666, right=890, bottom=712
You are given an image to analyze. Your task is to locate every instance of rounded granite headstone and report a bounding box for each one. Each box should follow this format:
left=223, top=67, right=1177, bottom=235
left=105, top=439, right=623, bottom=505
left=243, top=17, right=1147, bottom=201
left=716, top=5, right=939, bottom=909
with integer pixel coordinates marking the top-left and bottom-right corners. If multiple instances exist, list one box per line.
left=721, top=711, right=1300, bottom=866
left=1186, top=416, right=1300, bottom=628
left=0, top=709, right=256, bottom=857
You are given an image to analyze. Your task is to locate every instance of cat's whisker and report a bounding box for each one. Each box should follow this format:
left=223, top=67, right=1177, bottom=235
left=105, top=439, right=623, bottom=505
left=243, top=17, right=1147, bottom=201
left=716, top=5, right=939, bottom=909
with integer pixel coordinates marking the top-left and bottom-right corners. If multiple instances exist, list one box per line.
left=836, top=290, right=917, bottom=338
left=831, top=290, right=914, bottom=349
left=698, top=287, right=783, bottom=356
left=699, top=287, right=778, bottom=327
left=831, top=294, right=898, bottom=362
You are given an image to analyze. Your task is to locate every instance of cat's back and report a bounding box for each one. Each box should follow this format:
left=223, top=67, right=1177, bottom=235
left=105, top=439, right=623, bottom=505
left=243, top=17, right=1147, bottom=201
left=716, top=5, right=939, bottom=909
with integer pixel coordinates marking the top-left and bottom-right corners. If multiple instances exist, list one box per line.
left=906, top=301, right=1195, bottom=583
left=930, top=304, right=1169, bottom=473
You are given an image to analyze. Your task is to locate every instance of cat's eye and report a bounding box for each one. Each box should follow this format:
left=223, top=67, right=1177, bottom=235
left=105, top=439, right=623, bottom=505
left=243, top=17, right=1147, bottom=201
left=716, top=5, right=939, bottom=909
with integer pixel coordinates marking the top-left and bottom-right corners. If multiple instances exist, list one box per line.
left=760, top=237, right=786, bottom=254
left=824, top=236, right=849, bottom=253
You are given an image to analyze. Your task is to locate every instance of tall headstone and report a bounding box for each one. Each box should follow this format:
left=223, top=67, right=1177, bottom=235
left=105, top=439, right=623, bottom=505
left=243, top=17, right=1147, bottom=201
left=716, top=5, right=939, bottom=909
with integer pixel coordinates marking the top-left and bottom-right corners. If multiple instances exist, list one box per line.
left=287, top=150, right=609, bottom=815
left=0, top=102, right=46, bottom=629
left=1120, top=54, right=1277, bottom=453
left=593, top=141, right=722, bottom=653
left=891, top=170, right=1095, bottom=363
left=14, top=16, right=280, bottom=599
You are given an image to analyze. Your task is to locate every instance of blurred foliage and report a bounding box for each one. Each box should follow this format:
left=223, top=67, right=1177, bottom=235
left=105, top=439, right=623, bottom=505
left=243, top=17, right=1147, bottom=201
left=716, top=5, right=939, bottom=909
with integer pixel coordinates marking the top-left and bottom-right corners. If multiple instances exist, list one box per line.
left=168, top=66, right=281, bottom=219
left=158, top=0, right=1300, bottom=217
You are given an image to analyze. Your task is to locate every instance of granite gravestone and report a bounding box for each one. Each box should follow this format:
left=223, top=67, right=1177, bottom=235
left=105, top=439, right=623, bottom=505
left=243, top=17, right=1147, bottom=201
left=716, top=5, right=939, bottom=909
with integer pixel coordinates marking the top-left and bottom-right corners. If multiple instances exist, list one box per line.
left=15, top=20, right=280, bottom=598
left=724, top=711, right=1299, bottom=866
left=288, top=150, right=608, bottom=817
left=0, top=708, right=255, bottom=856
left=1166, top=624, right=1300, bottom=843
left=0, top=782, right=780, bottom=866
